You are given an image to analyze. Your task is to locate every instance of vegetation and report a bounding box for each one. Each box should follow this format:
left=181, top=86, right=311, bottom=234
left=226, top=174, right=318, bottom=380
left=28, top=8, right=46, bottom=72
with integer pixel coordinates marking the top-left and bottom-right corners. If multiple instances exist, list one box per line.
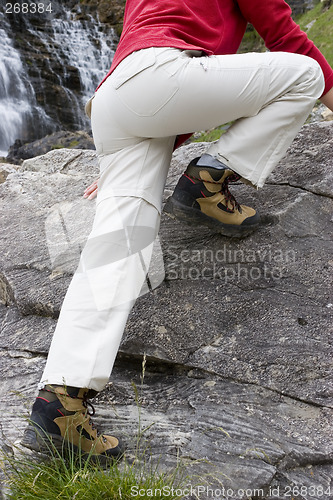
left=238, top=1, right=333, bottom=67
left=191, top=124, right=232, bottom=143
left=2, top=450, right=186, bottom=500
left=296, top=2, right=333, bottom=67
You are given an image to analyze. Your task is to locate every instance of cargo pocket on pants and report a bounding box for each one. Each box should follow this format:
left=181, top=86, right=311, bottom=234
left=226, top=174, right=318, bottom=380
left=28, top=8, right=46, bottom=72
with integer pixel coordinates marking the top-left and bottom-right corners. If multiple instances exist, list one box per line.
left=113, top=48, right=179, bottom=117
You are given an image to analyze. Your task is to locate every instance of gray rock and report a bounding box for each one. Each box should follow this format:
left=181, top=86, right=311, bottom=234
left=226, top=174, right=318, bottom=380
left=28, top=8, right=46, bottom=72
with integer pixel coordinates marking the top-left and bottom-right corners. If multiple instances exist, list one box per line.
left=0, top=163, right=18, bottom=184
left=0, top=123, right=332, bottom=498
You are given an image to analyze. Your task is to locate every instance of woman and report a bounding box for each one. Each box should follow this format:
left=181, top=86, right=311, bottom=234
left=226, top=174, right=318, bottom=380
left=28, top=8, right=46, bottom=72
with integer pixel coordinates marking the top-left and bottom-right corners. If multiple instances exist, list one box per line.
left=22, top=0, right=333, bottom=461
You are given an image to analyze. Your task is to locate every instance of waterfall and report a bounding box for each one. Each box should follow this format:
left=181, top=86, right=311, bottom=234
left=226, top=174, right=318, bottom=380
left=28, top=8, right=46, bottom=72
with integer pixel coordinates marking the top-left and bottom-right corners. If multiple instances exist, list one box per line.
left=0, top=2, right=117, bottom=156
left=0, top=11, right=46, bottom=156
left=51, top=11, right=114, bottom=102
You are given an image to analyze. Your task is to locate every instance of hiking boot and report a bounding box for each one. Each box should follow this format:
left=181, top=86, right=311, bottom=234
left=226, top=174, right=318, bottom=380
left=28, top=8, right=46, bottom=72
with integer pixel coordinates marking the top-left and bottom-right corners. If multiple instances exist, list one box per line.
left=164, top=154, right=259, bottom=237
left=21, top=385, right=123, bottom=463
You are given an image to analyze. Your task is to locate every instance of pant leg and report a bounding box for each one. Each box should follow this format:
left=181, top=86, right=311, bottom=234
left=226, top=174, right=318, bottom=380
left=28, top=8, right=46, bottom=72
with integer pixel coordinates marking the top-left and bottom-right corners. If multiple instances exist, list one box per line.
left=40, top=136, right=175, bottom=392
left=206, top=52, right=325, bottom=187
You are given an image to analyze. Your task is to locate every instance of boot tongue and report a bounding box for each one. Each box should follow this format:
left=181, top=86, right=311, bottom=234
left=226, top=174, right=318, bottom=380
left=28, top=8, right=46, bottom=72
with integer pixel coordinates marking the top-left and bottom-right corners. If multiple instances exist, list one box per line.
left=54, top=387, right=85, bottom=411
left=44, top=385, right=97, bottom=399
left=196, top=153, right=227, bottom=170
left=199, top=169, right=231, bottom=192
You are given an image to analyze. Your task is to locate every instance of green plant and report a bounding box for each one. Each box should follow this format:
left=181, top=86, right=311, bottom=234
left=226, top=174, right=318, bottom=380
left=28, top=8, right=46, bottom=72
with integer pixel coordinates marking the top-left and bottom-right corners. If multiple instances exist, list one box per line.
left=190, top=123, right=232, bottom=143
left=190, top=3, right=332, bottom=143
left=296, top=3, right=333, bottom=67
left=2, top=448, right=187, bottom=500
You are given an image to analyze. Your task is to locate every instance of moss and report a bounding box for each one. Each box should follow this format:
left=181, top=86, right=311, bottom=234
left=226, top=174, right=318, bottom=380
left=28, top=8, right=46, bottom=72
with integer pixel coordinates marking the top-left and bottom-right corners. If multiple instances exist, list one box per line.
left=191, top=124, right=232, bottom=143
left=51, top=144, right=65, bottom=150
left=69, top=140, right=79, bottom=147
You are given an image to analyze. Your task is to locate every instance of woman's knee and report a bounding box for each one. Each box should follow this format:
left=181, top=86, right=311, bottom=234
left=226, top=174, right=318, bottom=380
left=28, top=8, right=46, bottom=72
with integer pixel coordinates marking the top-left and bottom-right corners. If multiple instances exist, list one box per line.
left=307, top=58, right=325, bottom=98
left=287, top=52, right=325, bottom=98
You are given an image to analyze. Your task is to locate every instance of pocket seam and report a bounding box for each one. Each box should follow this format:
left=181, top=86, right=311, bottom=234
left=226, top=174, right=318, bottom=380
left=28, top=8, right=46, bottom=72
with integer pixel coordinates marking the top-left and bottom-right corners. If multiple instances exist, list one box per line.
left=113, top=51, right=156, bottom=89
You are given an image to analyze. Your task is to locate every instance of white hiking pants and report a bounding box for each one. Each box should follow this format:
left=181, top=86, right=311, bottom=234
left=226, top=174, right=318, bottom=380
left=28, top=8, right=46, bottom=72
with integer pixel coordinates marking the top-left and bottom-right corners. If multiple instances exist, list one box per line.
left=40, top=48, right=324, bottom=391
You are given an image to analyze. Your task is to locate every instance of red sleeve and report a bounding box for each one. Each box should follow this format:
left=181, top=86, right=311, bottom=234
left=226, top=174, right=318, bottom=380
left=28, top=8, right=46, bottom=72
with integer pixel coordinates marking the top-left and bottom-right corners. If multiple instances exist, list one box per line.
left=236, top=0, right=333, bottom=96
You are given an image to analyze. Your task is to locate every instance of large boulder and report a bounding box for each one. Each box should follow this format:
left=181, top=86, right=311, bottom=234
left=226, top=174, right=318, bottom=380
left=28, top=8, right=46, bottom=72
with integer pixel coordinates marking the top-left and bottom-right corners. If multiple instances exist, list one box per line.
left=0, top=122, right=332, bottom=498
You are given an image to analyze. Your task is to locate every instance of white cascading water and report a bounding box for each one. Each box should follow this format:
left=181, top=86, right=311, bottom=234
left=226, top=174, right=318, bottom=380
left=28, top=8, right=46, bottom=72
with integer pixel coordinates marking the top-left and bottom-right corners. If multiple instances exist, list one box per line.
left=51, top=10, right=115, bottom=102
left=0, top=3, right=116, bottom=156
left=0, top=12, right=37, bottom=156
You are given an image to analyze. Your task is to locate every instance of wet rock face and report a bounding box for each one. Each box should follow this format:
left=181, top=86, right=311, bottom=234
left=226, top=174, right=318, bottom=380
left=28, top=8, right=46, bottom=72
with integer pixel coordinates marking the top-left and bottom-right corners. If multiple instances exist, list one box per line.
left=2, top=0, right=118, bottom=150
left=0, top=122, right=332, bottom=497
left=288, top=0, right=316, bottom=14
left=6, top=130, right=95, bottom=164
left=79, top=0, right=126, bottom=25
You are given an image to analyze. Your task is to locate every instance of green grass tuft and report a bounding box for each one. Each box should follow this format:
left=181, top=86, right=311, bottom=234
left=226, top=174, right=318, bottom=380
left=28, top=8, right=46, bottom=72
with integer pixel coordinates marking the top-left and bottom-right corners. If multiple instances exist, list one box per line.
left=191, top=124, right=231, bottom=143
left=2, top=451, right=186, bottom=500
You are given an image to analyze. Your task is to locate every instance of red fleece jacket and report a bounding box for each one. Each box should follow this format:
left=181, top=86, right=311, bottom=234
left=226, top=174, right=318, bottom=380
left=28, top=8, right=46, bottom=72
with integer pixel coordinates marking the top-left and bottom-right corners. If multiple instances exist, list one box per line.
left=99, top=0, right=333, bottom=96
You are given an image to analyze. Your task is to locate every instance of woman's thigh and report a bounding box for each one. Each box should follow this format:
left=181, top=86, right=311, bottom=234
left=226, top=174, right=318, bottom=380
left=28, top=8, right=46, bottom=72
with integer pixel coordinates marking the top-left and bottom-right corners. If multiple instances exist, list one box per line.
left=92, top=47, right=321, bottom=152
left=92, top=48, right=267, bottom=151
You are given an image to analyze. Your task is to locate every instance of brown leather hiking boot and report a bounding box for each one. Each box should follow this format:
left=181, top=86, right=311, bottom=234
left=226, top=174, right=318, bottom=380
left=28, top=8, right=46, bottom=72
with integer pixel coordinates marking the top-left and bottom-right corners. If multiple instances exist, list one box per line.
left=164, top=155, right=259, bottom=237
left=21, top=385, right=123, bottom=463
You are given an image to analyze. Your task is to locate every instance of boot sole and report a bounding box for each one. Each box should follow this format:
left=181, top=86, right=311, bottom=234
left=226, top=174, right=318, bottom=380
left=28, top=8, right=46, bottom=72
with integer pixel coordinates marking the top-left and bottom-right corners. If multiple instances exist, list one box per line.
left=164, top=196, right=259, bottom=238
left=21, top=425, right=123, bottom=465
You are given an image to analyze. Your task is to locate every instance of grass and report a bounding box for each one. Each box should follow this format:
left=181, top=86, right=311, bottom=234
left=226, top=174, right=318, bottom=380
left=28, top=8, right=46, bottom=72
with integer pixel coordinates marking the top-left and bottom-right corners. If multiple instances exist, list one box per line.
left=191, top=123, right=232, bottom=143
left=2, top=450, right=186, bottom=500
left=237, top=1, right=333, bottom=68
left=296, top=2, right=333, bottom=67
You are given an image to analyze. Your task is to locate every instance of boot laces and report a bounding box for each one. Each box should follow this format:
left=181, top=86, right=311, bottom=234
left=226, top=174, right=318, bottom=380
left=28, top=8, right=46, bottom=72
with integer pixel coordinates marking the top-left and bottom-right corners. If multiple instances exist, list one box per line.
left=188, top=171, right=241, bottom=213
left=82, top=393, right=107, bottom=442
left=221, top=173, right=242, bottom=213
left=82, top=391, right=97, bottom=431
left=82, top=392, right=96, bottom=417
left=44, top=386, right=106, bottom=440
